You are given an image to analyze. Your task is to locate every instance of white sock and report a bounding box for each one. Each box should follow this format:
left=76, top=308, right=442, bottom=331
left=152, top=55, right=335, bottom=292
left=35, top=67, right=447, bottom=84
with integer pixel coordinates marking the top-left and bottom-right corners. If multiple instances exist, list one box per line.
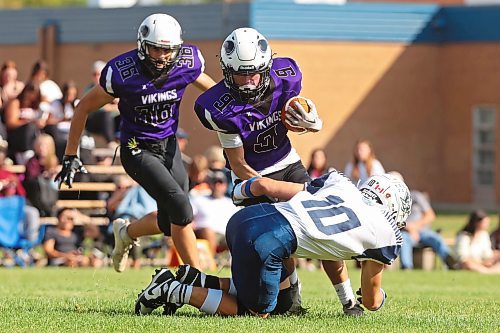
left=228, top=278, right=237, bottom=296
left=333, top=279, right=355, bottom=305
left=288, top=270, right=298, bottom=285
left=200, top=289, right=223, bottom=314
left=169, top=283, right=193, bottom=305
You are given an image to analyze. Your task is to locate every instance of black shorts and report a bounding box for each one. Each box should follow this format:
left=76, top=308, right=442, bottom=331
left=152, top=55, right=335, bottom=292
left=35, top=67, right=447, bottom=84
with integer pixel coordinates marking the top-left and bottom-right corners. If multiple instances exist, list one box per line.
left=237, top=160, right=311, bottom=207
left=120, top=135, right=192, bottom=235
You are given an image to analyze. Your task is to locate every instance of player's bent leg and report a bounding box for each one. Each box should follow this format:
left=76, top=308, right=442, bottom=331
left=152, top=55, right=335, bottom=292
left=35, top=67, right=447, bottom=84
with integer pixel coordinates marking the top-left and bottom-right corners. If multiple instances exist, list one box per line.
left=188, top=287, right=238, bottom=316
left=227, top=204, right=296, bottom=315
left=176, top=264, right=223, bottom=289
left=112, top=218, right=139, bottom=273
left=170, top=224, right=200, bottom=269
left=322, top=260, right=363, bottom=316
left=126, top=211, right=162, bottom=238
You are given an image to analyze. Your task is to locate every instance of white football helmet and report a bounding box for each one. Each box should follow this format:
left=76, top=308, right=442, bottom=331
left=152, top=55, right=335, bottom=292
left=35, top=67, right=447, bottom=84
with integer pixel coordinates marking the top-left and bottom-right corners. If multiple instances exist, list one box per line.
left=358, top=173, right=412, bottom=228
left=220, top=28, right=273, bottom=102
left=137, top=13, right=183, bottom=77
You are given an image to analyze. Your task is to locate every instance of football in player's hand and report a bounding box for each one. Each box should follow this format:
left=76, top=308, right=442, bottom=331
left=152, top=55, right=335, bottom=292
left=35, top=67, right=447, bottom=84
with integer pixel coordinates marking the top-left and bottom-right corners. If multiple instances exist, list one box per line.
left=281, top=96, right=311, bottom=132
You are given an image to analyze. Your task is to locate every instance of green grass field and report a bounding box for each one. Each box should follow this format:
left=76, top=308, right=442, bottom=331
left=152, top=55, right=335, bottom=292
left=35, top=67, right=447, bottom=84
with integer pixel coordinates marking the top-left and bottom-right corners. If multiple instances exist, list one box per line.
left=1, top=267, right=498, bottom=333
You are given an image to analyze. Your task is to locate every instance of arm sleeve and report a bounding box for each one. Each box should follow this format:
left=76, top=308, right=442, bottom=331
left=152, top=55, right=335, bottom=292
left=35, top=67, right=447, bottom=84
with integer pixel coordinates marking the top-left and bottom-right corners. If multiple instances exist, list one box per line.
left=371, top=160, right=385, bottom=175
left=413, top=191, right=432, bottom=212
left=304, top=171, right=339, bottom=194
left=217, top=132, right=243, bottom=148
left=99, top=63, right=118, bottom=98
left=455, top=233, right=471, bottom=261
left=43, top=227, right=56, bottom=243
left=182, top=45, right=205, bottom=84
left=280, top=58, right=303, bottom=97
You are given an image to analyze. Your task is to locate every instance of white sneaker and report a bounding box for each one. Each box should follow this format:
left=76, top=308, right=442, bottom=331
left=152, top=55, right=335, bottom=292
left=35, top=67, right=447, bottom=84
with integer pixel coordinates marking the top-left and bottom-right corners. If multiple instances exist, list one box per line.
left=112, top=219, right=138, bottom=272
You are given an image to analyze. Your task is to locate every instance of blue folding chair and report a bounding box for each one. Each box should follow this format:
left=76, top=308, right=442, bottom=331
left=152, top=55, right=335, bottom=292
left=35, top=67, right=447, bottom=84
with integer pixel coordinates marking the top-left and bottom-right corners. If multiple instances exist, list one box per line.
left=0, top=195, right=24, bottom=248
left=0, top=196, right=45, bottom=267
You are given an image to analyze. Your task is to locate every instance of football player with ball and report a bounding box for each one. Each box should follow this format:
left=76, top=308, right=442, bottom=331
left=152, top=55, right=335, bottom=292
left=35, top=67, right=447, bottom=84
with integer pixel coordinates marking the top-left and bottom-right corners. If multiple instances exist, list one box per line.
left=191, top=28, right=360, bottom=316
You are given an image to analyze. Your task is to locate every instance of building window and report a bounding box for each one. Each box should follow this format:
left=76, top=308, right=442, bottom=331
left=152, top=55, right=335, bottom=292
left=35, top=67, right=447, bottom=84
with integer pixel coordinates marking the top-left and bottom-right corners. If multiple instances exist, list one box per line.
left=473, top=106, right=496, bottom=187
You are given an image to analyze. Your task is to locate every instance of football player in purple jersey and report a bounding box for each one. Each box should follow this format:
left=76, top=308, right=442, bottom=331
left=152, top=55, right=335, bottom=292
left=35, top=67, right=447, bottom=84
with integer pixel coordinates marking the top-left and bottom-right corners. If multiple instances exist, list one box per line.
left=193, top=28, right=361, bottom=316
left=55, top=14, right=216, bottom=274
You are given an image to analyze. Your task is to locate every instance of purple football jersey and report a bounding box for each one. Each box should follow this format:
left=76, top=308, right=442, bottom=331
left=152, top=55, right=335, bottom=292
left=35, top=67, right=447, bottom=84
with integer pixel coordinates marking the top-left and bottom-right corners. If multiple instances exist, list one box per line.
left=99, top=45, right=204, bottom=143
left=194, top=57, right=302, bottom=172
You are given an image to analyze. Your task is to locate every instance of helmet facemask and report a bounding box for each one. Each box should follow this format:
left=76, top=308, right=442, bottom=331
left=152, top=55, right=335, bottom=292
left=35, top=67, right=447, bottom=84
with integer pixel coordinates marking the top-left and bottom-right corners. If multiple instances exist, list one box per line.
left=221, top=58, right=272, bottom=104
left=139, top=40, right=181, bottom=77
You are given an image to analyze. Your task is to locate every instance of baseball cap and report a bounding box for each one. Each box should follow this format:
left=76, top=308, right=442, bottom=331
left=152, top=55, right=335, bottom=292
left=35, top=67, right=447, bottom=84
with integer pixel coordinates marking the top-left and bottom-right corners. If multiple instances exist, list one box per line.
left=176, top=128, right=189, bottom=139
left=207, top=169, right=227, bottom=184
left=92, top=60, right=106, bottom=74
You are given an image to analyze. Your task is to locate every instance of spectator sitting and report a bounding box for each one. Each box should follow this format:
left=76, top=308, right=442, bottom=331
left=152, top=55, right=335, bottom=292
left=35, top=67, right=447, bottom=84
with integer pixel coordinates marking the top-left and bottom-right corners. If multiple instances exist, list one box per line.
left=344, top=138, right=385, bottom=185
left=205, top=145, right=226, bottom=170
left=42, top=208, right=94, bottom=267
left=307, top=148, right=333, bottom=180
left=0, top=139, right=40, bottom=243
left=0, top=60, right=25, bottom=111
left=491, top=216, right=500, bottom=251
left=45, top=81, right=79, bottom=161
left=84, top=60, right=119, bottom=147
left=190, top=169, right=239, bottom=255
left=455, top=210, right=500, bottom=274
left=188, top=154, right=210, bottom=195
left=4, top=83, right=47, bottom=164
left=176, top=128, right=192, bottom=171
left=28, top=60, right=62, bottom=104
left=389, top=171, right=459, bottom=270
left=23, top=133, right=59, bottom=217
left=81, top=223, right=106, bottom=268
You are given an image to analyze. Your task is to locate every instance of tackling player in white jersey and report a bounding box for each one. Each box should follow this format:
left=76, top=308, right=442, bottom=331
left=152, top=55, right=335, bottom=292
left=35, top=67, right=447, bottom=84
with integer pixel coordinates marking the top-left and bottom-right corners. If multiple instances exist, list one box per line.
left=134, top=171, right=411, bottom=317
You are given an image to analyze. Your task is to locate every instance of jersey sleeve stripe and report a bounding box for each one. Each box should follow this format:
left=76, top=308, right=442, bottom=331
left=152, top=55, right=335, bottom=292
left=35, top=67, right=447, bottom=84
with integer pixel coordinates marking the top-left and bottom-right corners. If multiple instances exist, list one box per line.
left=105, top=67, right=114, bottom=94
left=353, top=245, right=401, bottom=265
left=217, top=132, right=243, bottom=148
left=204, top=109, right=227, bottom=133
left=197, top=49, right=205, bottom=73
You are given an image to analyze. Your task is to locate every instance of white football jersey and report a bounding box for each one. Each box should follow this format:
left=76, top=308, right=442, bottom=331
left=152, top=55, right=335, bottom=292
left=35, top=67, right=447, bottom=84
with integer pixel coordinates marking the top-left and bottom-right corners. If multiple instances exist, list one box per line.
left=274, top=171, right=402, bottom=265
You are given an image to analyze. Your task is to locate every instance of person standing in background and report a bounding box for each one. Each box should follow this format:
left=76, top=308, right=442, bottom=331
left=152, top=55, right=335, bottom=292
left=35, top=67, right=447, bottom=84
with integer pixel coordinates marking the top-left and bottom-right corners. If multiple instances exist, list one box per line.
left=344, top=139, right=385, bottom=185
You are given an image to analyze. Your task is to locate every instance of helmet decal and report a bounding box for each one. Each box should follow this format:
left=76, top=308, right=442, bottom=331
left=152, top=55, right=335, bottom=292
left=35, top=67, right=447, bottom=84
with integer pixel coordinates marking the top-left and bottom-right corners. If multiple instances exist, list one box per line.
left=224, top=40, right=235, bottom=56
left=258, top=39, right=268, bottom=52
left=140, top=25, right=149, bottom=38
left=359, top=173, right=412, bottom=228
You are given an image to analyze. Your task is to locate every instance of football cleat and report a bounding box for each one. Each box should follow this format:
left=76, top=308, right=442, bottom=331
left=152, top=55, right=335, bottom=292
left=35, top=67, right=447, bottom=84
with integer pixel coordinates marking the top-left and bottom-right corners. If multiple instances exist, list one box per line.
left=135, top=268, right=180, bottom=315
left=342, top=299, right=364, bottom=317
left=176, top=264, right=203, bottom=286
left=162, top=302, right=182, bottom=316
left=112, top=219, right=139, bottom=273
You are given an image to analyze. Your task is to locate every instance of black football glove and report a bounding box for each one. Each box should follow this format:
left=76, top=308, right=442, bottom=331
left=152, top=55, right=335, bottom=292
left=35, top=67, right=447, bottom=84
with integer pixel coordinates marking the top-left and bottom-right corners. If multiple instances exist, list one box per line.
left=55, top=155, right=88, bottom=189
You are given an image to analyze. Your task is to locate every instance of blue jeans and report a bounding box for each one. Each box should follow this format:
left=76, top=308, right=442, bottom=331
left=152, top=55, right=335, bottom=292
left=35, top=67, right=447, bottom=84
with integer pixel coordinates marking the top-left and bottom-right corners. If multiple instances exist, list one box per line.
left=400, top=229, right=451, bottom=269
